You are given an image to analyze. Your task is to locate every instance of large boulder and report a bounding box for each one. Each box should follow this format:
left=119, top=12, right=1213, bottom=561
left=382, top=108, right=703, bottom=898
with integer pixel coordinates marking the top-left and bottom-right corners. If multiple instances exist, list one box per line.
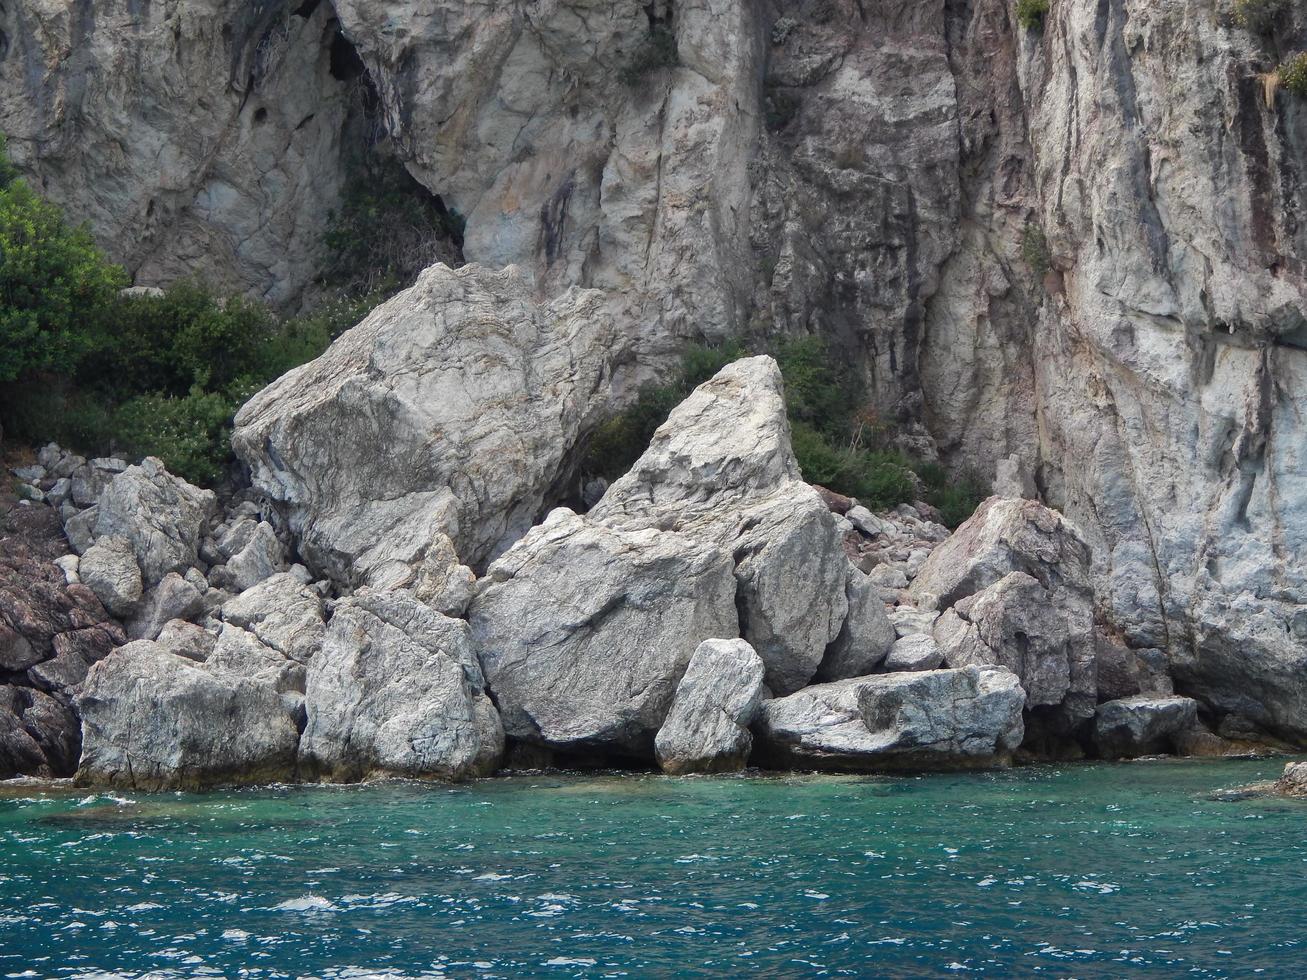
left=92, top=458, right=217, bottom=586
left=299, top=591, right=503, bottom=782
left=232, top=263, right=616, bottom=586
left=75, top=641, right=300, bottom=790
left=468, top=508, right=738, bottom=759
left=219, top=573, right=326, bottom=668
left=1094, top=696, right=1200, bottom=759
left=654, top=638, right=766, bottom=775
left=910, top=497, right=1092, bottom=608
left=589, top=357, right=848, bottom=694
left=912, top=498, right=1097, bottom=728
left=934, top=572, right=1081, bottom=710
left=753, top=666, right=1026, bottom=772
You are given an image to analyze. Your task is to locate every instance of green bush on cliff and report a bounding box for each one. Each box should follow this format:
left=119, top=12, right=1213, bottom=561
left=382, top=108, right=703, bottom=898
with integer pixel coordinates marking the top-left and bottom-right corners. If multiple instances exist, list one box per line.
left=1280, top=53, right=1307, bottom=98
left=1233, top=0, right=1287, bottom=33
left=0, top=139, right=127, bottom=383
left=1016, top=0, right=1050, bottom=30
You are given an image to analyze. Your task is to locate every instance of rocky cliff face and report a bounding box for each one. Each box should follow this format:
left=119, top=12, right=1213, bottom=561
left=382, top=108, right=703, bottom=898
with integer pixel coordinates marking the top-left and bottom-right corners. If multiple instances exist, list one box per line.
left=5, top=0, right=1307, bottom=740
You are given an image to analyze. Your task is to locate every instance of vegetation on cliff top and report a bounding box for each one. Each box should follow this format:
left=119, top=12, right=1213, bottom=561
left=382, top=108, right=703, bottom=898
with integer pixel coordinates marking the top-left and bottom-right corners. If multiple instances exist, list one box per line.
left=581, top=337, right=987, bottom=528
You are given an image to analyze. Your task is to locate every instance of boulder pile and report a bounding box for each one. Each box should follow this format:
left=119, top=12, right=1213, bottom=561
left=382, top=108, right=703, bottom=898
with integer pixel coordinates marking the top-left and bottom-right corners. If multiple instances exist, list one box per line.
left=0, top=293, right=1265, bottom=787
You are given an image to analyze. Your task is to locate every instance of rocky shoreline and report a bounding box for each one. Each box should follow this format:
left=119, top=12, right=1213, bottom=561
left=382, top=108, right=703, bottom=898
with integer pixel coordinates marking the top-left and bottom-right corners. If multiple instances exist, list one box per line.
left=4, top=267, right=1294, bottom=790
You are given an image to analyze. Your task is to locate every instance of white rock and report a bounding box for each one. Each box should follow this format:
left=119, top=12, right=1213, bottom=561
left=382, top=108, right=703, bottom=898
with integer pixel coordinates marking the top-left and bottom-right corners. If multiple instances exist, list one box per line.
left=753, top=666, right=1026, bottom=772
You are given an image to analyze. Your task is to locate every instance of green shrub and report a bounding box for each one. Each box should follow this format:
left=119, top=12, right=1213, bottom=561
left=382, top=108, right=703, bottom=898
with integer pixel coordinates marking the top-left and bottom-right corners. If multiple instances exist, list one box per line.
left=620, top=25, right=679, bottom=88
left=0, top=159, right=127, bottom=383
left=1021, top=222, right=1051, bottom=278
left=322, top=154, right=463, bottom=297
left=1016, top=0, right=1050, bottom=30
left=0, top=135, right=394, bottom=486
left=1280, top=53, right=1307, bottom=98
left=112, top=387, right=238, bottom=487
left=1233, top=0, right=1287, bottom=33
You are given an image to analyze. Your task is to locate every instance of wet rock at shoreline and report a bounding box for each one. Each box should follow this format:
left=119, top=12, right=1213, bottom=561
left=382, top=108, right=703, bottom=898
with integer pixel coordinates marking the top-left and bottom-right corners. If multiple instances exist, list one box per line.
left=1094, top=696, right=1200, bottom=759
left=655, top=639, right=766, bottom=775
left=753, top=666, right=1025, bottom=772
left=469, top=508, right=738, bottom=759
left=300, top=590, right=503, bottom=782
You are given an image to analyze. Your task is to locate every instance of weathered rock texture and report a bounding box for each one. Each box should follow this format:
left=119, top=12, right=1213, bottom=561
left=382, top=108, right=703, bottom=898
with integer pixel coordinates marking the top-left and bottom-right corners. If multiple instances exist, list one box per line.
left=754, top=666, right=1025, bottom=772
left=654, top=638, right=766, bottom=775
left=1, top=486, right=124, bottom=778
left=9, top=1, right=1307, bottom=742
left=76, top=640, right=301, bottom=790
left=299, top=590, right=503, bottom=781
left=1094, top=696, right=1200, bottom=760
left=233, top=263, right=615, bottom=586
left=590, top=356, right=848, bottom=695
left=468, top=508, right=738, bottom=759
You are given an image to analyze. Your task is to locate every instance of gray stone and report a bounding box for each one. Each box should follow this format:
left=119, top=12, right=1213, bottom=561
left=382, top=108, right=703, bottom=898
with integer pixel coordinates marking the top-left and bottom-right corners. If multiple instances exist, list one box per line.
left=45, top=478, right=72, bottom=508
left=409, top=533, right=477, bottom=618
left=156, top=619, right=217, bottom=663
left=225, top=521, right=284, bottom=593
left=754, top=666, right=1026, bottom=772
left=75, top=641, right=300, bottom=790
left=816, top=569, right=896, bottom=682
left=910, top=497, right=1092, bottom=609
left=1094, top=696, right=1200, bottom=759
left=933, top=572, right=1078, bottom=711
left=78, top=536, right=144, bottom=617
left=888, top=606, right=939, bottom=638
left=126, top=573, right=206, bottom=641
left=205, top=624, right=305, bottom=694
left=220, top=573, right=326, bottom=667
left=300, top=590, right=503, bottom=782
left=63, top=505, right=99, bottom=556
left=654, top=639, right=766, bottom=775
left=469, top=508, right=738, bottom=758
left=233, top=264, right=616, bottom=587
left=589, top=357, right=848, bottom=695
left=94, top=458, right=217, bottom=585
left=883, top=633, right=944, bottom=673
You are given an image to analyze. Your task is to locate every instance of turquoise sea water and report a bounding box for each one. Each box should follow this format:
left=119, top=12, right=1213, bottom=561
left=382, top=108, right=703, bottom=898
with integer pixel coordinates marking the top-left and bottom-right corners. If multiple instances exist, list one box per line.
left=0, top=758, right=1303, bottom=978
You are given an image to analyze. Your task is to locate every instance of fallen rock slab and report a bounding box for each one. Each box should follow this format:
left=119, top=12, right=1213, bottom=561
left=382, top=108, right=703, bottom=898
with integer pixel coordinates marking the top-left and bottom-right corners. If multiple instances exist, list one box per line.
left=1094, top=695, right=1200, bottom=759
left=753, top=666, right=1025, bottom=772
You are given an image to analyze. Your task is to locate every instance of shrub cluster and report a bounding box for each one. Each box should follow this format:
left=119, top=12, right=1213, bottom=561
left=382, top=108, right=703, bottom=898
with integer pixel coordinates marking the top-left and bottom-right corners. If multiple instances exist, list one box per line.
left=581, top=337, right=988, bottom=528
left=1016, top=0, right=1050, bottom=30
left=1233, top=0, right=1287, bottom=33
left=0, top=137, right=385, bottom=485
left=1021, top=223, right=1051, bottom=278
left=1280, top=53, right=1307, bottom=98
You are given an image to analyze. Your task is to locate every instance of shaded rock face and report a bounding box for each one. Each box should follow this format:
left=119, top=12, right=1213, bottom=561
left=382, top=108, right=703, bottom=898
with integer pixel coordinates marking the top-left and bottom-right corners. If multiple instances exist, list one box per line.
left=233, top=263, right=615, bottom=586
left=753, top=666, right=1025, bottom=772
left=590, top=357, right=848, bottom=695
left=654, top=639, right=766, bottom=775
left=299, top=591, right=503, bottom=782
left=468, top=508, right=738, bottom=759
left=75, top=641, right=301, bottom=791
left=1, top=491, right=125, bottom=778
left=1094, top=696, right=1200, bottom=760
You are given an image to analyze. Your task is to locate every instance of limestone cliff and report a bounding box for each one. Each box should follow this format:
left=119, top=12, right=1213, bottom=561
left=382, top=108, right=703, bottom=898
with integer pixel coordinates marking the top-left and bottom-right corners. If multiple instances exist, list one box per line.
left=5, top=0, right=1307, bottom=738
